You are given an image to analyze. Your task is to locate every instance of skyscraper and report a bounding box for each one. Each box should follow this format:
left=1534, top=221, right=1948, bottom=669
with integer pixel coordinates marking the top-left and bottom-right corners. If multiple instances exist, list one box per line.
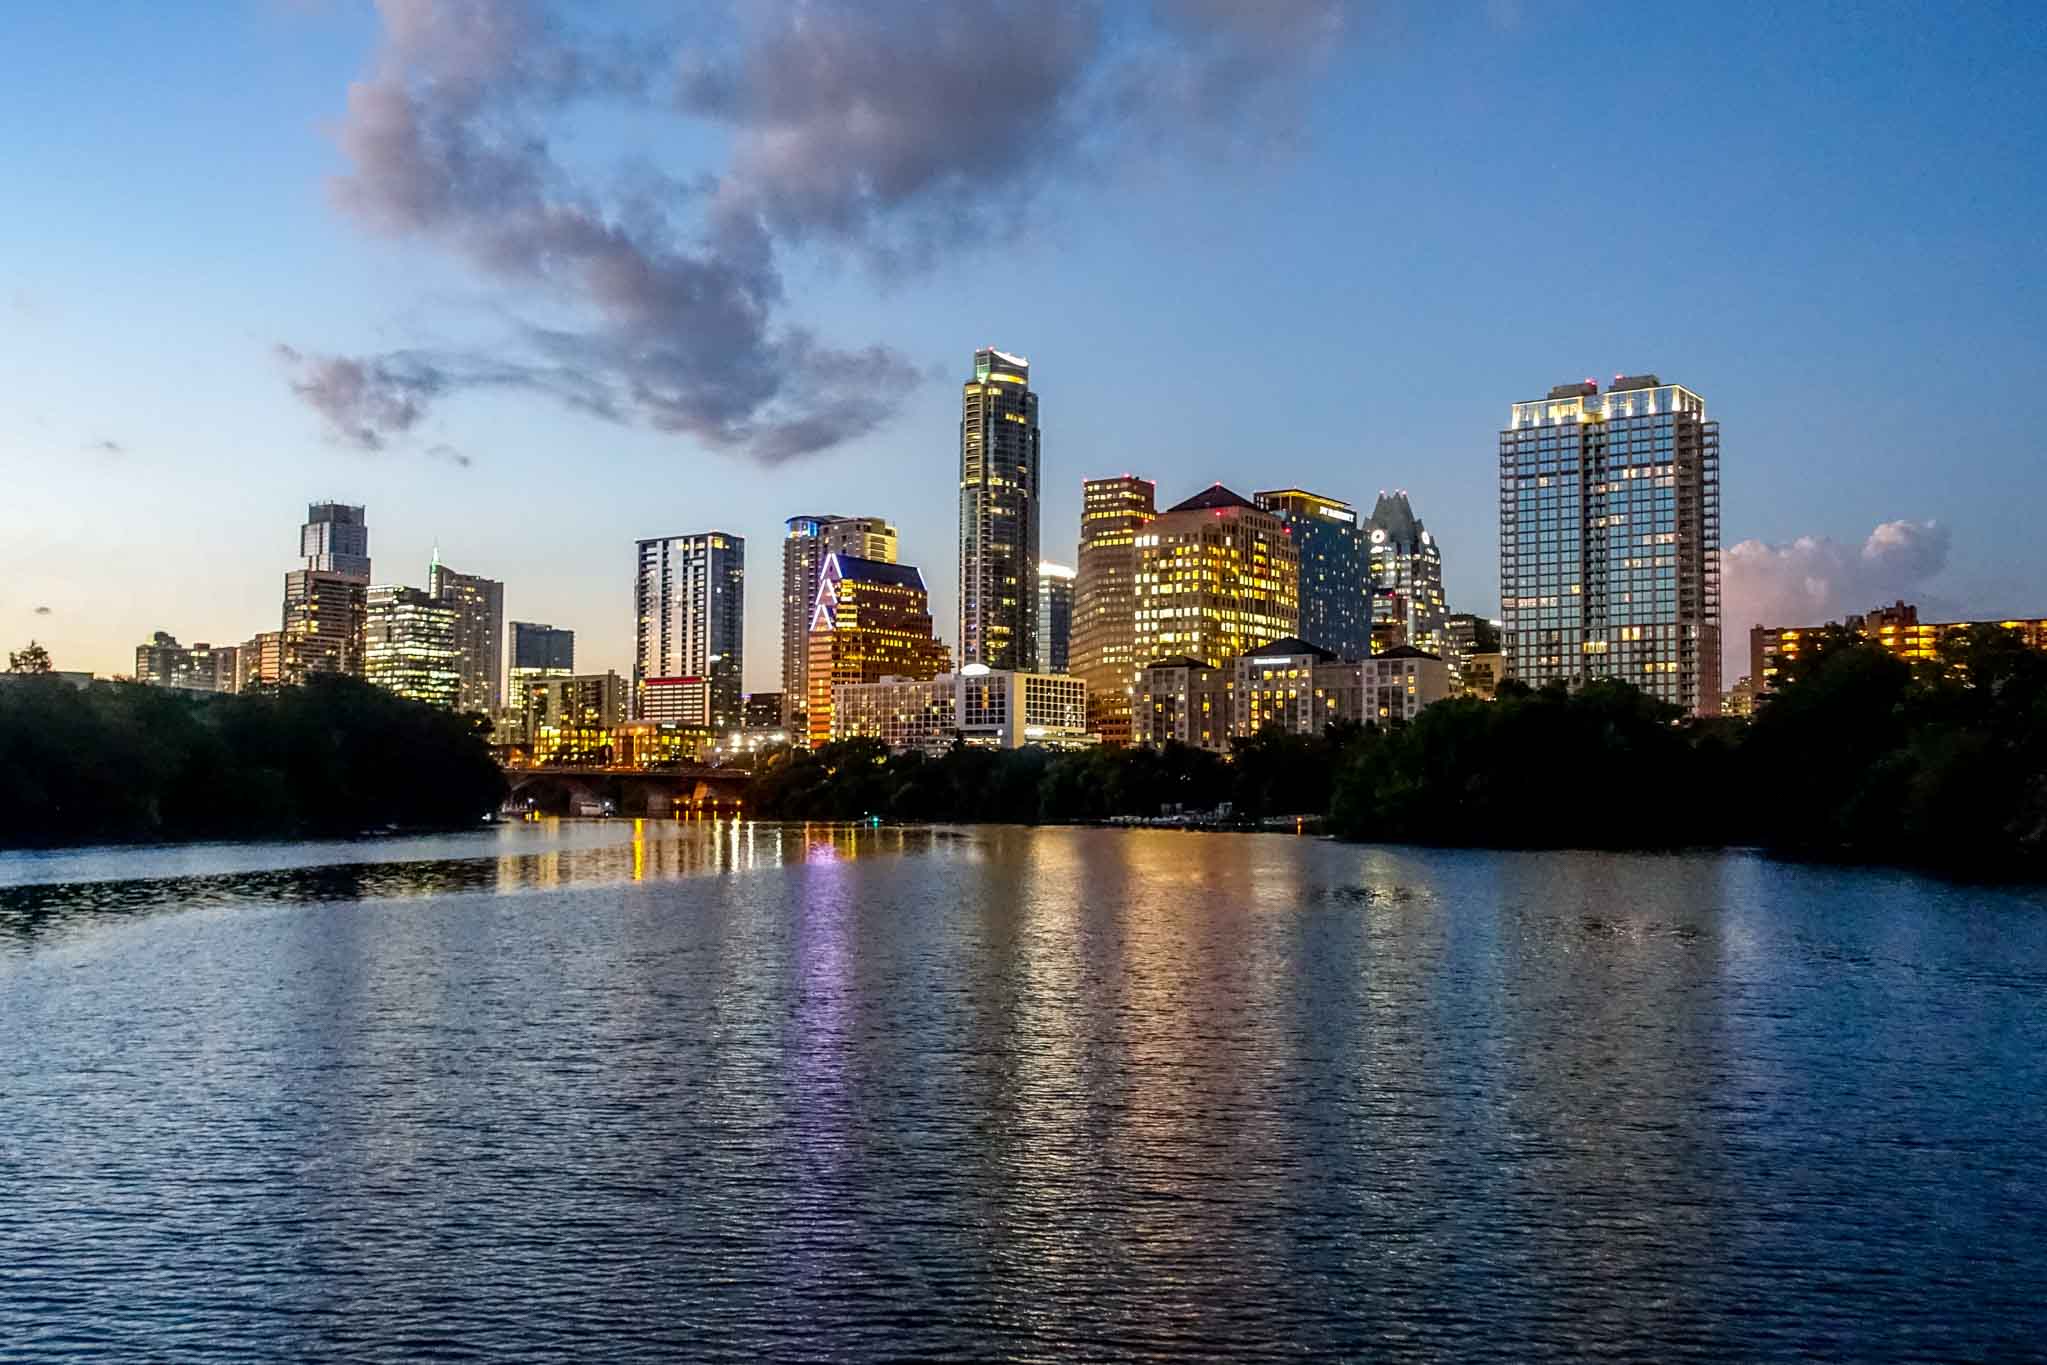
left=958, top=347, right=1040, bottom=671
left=509, top=621, right=575, bottom=693
left=806, top=553, right=952, bottom=748
left=1133, top=485, right=1299, bottom=669
left=1071, top=475, right=1156, bottom=744
left=1036, top=562, right=1075, bottom=673
left=1500, top=374, right=1721, bottom=715
left=1366, top=491, right=1448, bottom=656
left=634, top=531, right=744, bottom=730
left=1254, top=488, right=1370, bottom=659
left=365, top=585, right=460, bottom=709
left=282, top=504, right=369, bottom=683
left=781, top=514, right=898, bottom=729
left=428, top=552, right=504, bottom=713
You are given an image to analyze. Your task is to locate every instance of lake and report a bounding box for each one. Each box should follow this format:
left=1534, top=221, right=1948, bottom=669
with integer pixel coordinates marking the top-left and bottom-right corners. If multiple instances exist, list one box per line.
left=3, top=819, right=2045, bottom=1361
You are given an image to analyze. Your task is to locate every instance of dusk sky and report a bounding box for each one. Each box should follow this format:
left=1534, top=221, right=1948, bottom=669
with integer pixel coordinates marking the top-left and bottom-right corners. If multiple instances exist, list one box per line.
left=2, top=0, right=2040, bottom=690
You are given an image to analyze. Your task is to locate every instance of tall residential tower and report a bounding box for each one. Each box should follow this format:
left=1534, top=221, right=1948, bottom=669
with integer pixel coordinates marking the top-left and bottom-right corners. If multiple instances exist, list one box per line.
left=1499, top=375, right=1721, bottom=714
left=634, top=531, right=745, bottom=730
left=428, top=552, right=504, bottom=713
left=958, top=348, right=1040, bottom=671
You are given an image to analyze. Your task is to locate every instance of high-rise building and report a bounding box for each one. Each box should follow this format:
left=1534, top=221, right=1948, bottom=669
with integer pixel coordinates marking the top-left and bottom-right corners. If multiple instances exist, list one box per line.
left=1500, top=375, right=1721, bottom=714
left=1366, top=491, right=1448, bottom=657
left=427, top=552, right=504, bottom=713
left=1133, top=485, right=1299, bottom=670
left=134, top=633, right=238, bottom=692
left=300, top=502, right=371, bottom=580
left=958, top=347, right=1041, bottom=671
left=1071, top=475, right=1157, bottom=744
left=1254, top=488, right=1370, bottom=659
left=634, top=531, right=744, bottom=730
left=283, top=503, right=369, bottom=682
left=781, top=515, right=898, bottom=729
left=365, top=585, right=461, bottom=709
left=806, top=553, right=952, bottom=748
left=509, top=622, right=575, bottom=694
left=1036, top=562, right=1075, bottom=673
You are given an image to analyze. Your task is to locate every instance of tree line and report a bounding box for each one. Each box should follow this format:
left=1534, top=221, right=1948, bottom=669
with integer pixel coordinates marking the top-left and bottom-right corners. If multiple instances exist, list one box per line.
left=0, top=672, right=506, bottom=847
left=751, top=625, right=2047, bottom=878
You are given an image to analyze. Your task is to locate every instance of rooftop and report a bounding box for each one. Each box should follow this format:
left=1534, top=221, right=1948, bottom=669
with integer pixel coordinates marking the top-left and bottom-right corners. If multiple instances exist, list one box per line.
left=1167, top=484, right=1258, bottom=514
left=828, top=554, right=925, bottom=591
left=1244, top=637, right=1339, bottom=662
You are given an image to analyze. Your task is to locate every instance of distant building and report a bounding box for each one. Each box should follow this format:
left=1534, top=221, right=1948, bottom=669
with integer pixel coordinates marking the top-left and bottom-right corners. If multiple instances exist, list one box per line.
left=365, top=585, right=460, bottom=709
left=508, top=621, right=574, bottom=696
left=807, top=553, right=952, bottom=748
left=959, top=347, right=1041, bottom=671
left=1751, top=600, right=2047, bottom=693
left=742, top=692, right=785, bottom=730
left=1133, top=485, right=1300, bottom=671
left=134, top=632, right=238, bottom=693
left=781, top=515, right=897, bottom=729
left=1071, top=474, right=1157, bottom=745
left=282, top=502, right=370, bottom=683
left=237, top=631, right=286, bottom=691
left=428, top=553, right=503, bottom=713
left=611, top=721, right=715, bottom=769
left=1461, top=651, right=1506, bottom=701
left=634, top=531, right=744, bottom=730
left=1036, top=562, right=1075, bottom=673
left=523, top=672, right=628, bottom=762
left=1366, top=491, right=1448, bottom=658
left=1723, top=675, right=1758, bottom=718
left=1136, top=639, right=1450, bottom=752
left=831, top=668, right=1090, bottom=752
left=1500, top=375, right=1722, bottom=715
left=1254, top=488, right=1370, bottom=660
left=1443, top=612, right=1499, bottom=659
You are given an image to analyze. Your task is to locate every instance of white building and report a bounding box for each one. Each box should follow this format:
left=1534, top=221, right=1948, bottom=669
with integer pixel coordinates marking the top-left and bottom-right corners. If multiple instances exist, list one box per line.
left=831, top=667, right=1091, bottom=752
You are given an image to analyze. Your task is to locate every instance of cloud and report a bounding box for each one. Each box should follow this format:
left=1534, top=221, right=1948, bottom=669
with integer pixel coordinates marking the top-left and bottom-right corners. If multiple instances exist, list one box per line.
left=287, top=0, right=1355, bottom=462
left=1723, top=519, right=1954, bottom=637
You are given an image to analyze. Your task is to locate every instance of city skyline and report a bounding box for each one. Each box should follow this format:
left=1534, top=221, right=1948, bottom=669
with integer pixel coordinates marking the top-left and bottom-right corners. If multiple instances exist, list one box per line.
left=3, top=3, right=2041, bottom=689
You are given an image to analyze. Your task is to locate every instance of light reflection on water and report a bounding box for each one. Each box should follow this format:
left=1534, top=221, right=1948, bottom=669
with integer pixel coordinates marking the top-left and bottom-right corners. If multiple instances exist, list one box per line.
left=3, top=824, right=2047, bottom=1360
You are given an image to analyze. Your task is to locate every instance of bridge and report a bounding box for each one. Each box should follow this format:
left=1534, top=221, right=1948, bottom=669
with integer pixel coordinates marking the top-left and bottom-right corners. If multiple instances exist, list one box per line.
left=501, top=765, right=753, bottom=817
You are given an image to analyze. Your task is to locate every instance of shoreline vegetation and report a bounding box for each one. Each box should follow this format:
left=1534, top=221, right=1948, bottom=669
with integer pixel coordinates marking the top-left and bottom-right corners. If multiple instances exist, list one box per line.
left=5, top=627, right=2045, bottom=879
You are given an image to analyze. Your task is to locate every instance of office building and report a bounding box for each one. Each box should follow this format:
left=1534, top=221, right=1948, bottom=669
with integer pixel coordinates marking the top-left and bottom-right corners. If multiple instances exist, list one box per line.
left=134, top=633, right=238, bottom=693
left=1254, top=489, right=1370, bottom=659
left=364, top=585, right=461, bottom=708
left=237, top=631, right=286, bottom=691
left=282, top=503, right=370, bottom=682
left=781, top=515, right=897, bottom=728
left=831, top=667, right=1090, bottom=752
left=1036, top=562, right=1075, bottom=673
left=1071, top=475, right=1157, bottom=744
left=634, top=531, right=744, bottom=729
left=1136, top=640, right=1451, bottom=752
left=1366, top=491, right=1448, bottom=657
left=806, top=553, right=952, bottom=748
left=508, top=622, right=575, bottom=694
left=958, top=347, right=1041, bottom=671
left=1500, top=375, right=1721, bottom=714
left=428, top=553, right=504, bottom=713
left=1751, top=601, right=2047, bottom=693
left=1133, top=485, right=1299, bottom=671
left=522, top=672, right=629, bottom=762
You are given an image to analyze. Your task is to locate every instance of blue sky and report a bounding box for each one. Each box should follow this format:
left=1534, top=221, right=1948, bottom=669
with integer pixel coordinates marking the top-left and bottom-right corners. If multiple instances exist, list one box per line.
left=1, top=1, right=2041, bottom=690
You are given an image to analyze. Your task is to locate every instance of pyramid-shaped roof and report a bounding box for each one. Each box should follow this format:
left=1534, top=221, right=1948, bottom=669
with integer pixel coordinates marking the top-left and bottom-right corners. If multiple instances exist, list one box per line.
left=1167, top=484, right=1258, bottom=514
left=1244, top=637, right=1338, bottom=661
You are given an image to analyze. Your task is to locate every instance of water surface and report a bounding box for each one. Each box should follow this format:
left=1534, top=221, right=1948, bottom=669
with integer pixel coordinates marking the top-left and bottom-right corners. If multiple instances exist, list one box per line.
left=3, top=820, right=2045, bottom=1361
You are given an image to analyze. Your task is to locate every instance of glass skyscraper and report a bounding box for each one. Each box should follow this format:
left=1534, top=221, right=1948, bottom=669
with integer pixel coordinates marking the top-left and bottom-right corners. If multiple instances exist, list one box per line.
left=958, top=348, right=1041, bottom=671
left=1366, top=491, right=1448, bottom=657
left=634, top=531, right=745, bottom=730
left=365, top=585, right=460, bottom=709
left=1036, top=562, right=1075, bottom=673
left=1499, top=375, right=1721, bottom=714
left=1254, top=488, right=1369, bottom=659
left=283, top=502, right=369, bottom=683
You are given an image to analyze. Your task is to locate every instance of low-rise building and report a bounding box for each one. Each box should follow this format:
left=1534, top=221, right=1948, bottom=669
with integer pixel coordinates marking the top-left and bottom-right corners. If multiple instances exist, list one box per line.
left=1461, top=650, right=1506, bottom=700
left=134, top=632, right=239, bottom=693
left=1751, top=600, right=2047, bottom=693
left=829, top=668, right=1091, bottom=752
left=1133, top=657, right=1230, bottom=750
left=1135, top=640, right=1451, bottom=752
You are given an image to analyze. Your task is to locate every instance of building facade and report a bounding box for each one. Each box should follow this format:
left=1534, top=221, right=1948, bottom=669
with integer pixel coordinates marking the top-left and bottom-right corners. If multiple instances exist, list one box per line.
left=428, top=554, right=504, bottom=713
left=282, top=503, right=369, bottom=683
left=1136, top=641, right=1451, bottom=752
left=806, top=553, right=953, bottom=748
left=1036, top=562, right=1075, bottom=673
left=1500, top=375, right=1721, bottom=715
left=1366, top=491, right=1448, bottom=657
left=780, top=515, right=898, bottom=728
left=634, top=531, right=744, bottom=730
left=1254, top=489, right=1370, bottom=659
left=521, top=672, right=630, bottom=763
left=134, top=633, right=238, bottom=692
left=831, top=668, right=1090, bottom=752
left=509, top=621, right=575, bottom=697
left=1751, top=601, right=2047, bottom=693
left=365, top=585, right=461, bottom=709
left=1133, top=485, right=1299, bottom=671
left=237, top=631, right=286, bottom=691
left=1071, top=475, right=1157, bottom=745
left=958, top=347, right=1041, bottom=671
left=1132, top=658, right=1231, bottom=751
